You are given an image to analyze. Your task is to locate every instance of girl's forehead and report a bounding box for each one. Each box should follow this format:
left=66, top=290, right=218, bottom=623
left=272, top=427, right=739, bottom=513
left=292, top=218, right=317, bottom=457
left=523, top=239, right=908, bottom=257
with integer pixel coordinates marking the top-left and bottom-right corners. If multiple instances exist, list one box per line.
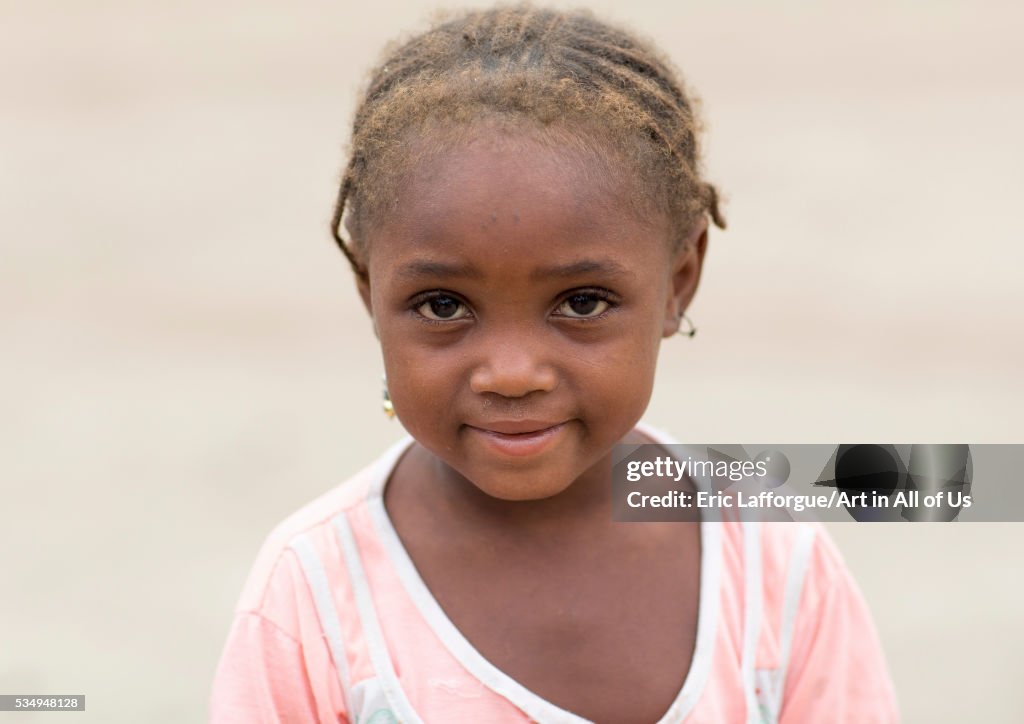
left=362, top=131, right=674, bottom=281
left=375, top=125, right=670, bottom=245
left=407, top=125, right=623, bottom=194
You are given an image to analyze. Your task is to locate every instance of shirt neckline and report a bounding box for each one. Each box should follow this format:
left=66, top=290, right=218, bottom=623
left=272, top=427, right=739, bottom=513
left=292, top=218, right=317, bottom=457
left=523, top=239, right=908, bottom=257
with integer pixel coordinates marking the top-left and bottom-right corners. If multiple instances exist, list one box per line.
left=365, top=423, right=722, bottom=723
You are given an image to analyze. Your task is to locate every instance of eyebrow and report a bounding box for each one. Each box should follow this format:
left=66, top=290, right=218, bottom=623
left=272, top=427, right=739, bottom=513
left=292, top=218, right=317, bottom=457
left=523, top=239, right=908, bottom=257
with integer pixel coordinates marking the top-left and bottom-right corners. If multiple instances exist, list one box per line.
left=393, top=257, right=634, bottom=281
left=529, top=259, right=634, bottom=280
left=394, top=260, right=483, bottom=280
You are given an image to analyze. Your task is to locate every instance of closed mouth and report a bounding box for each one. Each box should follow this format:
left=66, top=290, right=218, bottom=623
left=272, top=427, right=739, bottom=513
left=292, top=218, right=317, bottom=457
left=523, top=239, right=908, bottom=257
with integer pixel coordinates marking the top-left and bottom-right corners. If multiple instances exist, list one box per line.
left=465, top=421, right=568, bottom=457
left=469, top=420, right=565, bottom=436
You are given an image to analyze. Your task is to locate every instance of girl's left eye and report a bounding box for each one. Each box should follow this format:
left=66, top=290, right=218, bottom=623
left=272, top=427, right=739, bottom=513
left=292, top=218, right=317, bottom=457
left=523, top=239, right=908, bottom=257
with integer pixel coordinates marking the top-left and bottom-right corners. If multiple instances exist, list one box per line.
left=555, top=292, right=612, bottom=319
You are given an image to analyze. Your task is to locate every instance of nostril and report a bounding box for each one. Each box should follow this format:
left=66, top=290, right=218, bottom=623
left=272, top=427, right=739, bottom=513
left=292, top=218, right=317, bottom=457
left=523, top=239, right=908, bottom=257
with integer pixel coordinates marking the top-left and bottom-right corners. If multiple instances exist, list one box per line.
left=469, top=360, right=558, bottom=398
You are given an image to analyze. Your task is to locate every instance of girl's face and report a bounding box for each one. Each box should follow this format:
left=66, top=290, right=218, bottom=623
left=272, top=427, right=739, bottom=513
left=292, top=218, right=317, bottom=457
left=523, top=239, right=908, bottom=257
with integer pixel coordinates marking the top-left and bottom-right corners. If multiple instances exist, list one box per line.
left=356, top=127, right=707, bottom=502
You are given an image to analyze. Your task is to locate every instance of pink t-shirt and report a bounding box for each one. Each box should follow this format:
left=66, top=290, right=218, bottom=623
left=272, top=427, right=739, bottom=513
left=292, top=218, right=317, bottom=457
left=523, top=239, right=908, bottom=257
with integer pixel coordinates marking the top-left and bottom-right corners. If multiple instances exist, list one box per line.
left=210, top=426, right=900, bottom=723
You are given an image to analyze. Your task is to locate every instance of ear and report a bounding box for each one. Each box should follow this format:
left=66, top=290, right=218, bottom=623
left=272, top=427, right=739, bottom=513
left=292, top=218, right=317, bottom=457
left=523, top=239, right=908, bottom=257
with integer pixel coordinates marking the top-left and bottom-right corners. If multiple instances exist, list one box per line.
left=356, top=273, right=373, bottom=313
left=355, top=269, right=379, bottom=340
left=345, top=215, right=378, bottom=335
left=662, top=217, right=709, bottom=338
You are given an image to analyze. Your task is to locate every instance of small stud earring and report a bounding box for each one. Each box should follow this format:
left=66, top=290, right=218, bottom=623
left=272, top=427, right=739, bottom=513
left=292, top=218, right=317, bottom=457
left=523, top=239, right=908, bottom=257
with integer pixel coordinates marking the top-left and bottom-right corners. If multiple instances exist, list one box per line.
left=382, top=374, right=395, bottom=419
left=677, top=314, right=697, bottom=338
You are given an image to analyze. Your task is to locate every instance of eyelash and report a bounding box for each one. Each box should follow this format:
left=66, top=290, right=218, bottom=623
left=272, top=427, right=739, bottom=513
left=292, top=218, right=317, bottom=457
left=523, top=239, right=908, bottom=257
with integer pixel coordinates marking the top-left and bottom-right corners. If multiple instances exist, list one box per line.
left=409, top=291, right=473, bottom=326
left=552, top=288, right=618, bottom=320
left=408, top=288, right=619, bottom=325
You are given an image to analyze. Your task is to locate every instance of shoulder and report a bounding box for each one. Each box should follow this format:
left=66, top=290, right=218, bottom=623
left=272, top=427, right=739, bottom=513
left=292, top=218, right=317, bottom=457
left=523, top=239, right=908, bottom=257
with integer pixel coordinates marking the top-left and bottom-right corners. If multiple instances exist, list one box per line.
left=719, top=522, right=898, bottom=719
left=231, top=437, right=412, bottom=618
left=765, top=524, right=900, bottom=720
left=756, top=521, right=849, bottom=595
left=210, top=441, right=416, bottom=723
left=730, top=521, right=857, bottom=630
left=715, top=520, right=858, bottom=657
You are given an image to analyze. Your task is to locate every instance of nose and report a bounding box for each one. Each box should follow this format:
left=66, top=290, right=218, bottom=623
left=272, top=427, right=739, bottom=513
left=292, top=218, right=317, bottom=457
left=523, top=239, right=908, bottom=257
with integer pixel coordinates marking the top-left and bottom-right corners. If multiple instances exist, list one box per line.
left=469, top=338, right=558, bottom=399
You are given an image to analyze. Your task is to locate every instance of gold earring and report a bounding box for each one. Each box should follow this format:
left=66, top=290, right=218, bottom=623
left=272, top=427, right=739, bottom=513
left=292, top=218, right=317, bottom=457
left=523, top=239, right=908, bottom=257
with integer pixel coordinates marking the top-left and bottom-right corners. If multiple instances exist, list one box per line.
left=677, top=314, right=697, bottom=338
left=382, top=374, right=395, bottom=419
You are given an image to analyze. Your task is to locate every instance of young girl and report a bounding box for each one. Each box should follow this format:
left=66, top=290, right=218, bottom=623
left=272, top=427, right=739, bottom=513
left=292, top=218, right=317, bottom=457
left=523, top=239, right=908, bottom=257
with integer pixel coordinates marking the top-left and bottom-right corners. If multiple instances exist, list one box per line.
left=210, top=4, right=899, bottom=722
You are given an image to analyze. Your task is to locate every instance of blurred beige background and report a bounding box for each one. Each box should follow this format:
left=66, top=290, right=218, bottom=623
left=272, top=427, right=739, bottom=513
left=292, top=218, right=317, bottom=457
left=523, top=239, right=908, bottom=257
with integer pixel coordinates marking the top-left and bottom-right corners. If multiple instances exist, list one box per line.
left=2, top=0, right=1022, bottom=721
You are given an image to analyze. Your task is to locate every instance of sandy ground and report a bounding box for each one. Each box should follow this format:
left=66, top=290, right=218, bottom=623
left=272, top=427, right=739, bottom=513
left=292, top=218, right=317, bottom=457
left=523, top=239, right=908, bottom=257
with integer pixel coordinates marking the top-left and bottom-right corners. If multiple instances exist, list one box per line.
left=2, top=0, right=1023, bottom=721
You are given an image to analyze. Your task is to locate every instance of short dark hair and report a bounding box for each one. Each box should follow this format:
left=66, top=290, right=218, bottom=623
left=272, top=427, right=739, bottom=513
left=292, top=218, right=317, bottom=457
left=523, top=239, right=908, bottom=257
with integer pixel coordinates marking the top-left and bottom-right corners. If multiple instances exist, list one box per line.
left=331, top=2, right=725, bottom=279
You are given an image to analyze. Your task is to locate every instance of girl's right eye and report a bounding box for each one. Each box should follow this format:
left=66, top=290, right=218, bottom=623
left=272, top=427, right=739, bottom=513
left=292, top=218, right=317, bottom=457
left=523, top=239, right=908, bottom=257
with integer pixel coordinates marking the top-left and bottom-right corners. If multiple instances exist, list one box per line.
left=414, top=294, right=470, bottom=322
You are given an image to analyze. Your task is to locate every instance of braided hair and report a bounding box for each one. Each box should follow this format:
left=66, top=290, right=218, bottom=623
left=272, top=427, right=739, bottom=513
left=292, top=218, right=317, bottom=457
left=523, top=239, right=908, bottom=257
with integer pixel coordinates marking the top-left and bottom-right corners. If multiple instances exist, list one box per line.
left=331, top=2, right=725, bottom=280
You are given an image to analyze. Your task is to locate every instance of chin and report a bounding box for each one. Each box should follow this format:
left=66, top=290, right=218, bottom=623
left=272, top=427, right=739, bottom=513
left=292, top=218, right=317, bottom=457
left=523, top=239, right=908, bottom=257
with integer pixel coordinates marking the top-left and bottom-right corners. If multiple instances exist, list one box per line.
left=478, top=479, right=574, bottom=502
left=454, top=459, right=579, bottom=502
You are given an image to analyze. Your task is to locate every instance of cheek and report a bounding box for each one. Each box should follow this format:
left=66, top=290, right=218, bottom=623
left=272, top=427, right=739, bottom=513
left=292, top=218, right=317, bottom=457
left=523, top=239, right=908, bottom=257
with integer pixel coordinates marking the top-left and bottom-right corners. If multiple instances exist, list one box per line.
left=572, top=324, right=660, bottom=416
left=379, top=332, right=464, bottom=416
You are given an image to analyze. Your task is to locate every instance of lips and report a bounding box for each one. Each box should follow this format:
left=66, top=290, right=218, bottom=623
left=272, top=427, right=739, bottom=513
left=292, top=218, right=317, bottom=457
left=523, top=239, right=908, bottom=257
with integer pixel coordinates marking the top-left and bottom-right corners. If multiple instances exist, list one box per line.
left=472, top=419, right=564, bottom=435
left=466, top=420, right=568, bottom=457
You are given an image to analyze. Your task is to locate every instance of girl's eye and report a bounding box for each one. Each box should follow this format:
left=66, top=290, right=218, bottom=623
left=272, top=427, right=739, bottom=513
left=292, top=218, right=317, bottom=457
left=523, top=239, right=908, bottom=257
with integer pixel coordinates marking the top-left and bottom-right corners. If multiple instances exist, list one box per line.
left=556, top=292, right=611, bottom=319
left=416, top=295, right=469, bottom=321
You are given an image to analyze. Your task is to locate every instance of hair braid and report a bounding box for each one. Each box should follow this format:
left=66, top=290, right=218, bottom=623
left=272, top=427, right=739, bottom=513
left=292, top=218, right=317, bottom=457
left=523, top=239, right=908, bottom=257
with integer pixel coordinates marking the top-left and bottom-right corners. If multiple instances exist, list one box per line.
left=331, top=2, right=725, bottom=275
left=329, top=161, right=366, bottom=281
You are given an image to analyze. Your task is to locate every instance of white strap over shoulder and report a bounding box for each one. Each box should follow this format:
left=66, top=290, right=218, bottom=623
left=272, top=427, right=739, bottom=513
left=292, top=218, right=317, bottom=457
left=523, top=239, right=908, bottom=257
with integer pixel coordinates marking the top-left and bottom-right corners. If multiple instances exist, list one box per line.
left=333, top=511, right=426, bottom=724
left=771, top=524, right=818, bottom=721
left=289, top=533, right=353, bottom=715
left=740, top=521, right=764, bottom=724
